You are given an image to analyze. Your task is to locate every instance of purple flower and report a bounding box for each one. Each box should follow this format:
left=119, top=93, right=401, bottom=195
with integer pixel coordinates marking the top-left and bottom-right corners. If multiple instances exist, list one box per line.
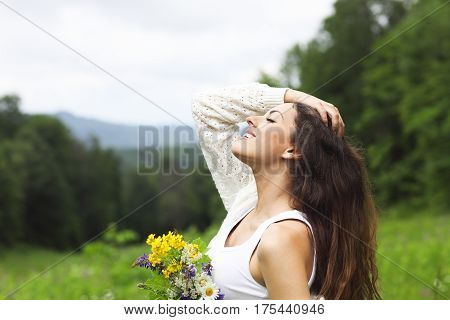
left=180, top=293, right=191, bottom=300
left=202, top=262, right=213, bottom=276
left=187, top=264, right=196, bottom=278
left=132, top=253, right=151, bottom=269
left=217, top=288, right=225, bottom=300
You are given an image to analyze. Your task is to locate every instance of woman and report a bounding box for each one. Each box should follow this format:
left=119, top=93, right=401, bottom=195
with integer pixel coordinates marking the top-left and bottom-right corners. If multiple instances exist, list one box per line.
left=191, top=82, right=380, bottom=300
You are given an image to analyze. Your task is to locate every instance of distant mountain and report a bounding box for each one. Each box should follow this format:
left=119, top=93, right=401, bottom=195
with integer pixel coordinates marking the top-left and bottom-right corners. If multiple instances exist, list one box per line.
left=53, top=112, right=196, bottom=149
left=54, top=112, right=138, bottom=149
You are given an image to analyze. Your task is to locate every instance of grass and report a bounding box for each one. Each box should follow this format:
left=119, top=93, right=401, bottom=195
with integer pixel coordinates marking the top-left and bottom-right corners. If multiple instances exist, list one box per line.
left=0, top=212, right=448, bottom=299
left=376, top=213, right=449, bottom=299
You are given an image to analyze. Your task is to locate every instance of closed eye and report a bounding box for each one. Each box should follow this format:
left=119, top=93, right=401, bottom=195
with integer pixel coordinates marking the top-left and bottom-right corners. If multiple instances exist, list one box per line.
left=266, top=118, right=276, bottom=123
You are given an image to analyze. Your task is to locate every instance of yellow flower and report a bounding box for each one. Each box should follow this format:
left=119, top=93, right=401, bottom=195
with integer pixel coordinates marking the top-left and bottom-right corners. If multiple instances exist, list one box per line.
left=147, top=237, right=170, bottom=266
left=162, top=269, right=171, bottom=279
left=166, top=259, right=182, bottom=273
left=163, top=231, right=186, bottom=250
left=145, top=231, right=188, bottom=267
left=149, top=255, right=161, bottom=266
left=160, top=259, right=183, bottom=279
left=146, top=234, right=156, bottom=246
left=169, top=234, right=186, bottom=250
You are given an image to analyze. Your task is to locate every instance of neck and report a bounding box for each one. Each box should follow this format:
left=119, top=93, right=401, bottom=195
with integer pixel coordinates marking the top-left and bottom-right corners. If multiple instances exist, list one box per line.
left=252, top=165, right=293, bottom=219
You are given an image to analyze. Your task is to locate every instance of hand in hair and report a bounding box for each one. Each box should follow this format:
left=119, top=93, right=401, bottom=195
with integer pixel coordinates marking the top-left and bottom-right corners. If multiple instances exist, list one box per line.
left=284, top=89, right=345, bottom=137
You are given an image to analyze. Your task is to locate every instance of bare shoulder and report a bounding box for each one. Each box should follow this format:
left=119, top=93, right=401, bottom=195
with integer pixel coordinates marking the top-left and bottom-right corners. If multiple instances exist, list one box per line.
left=256, top=218, right=314, bottom=299
left=257, top=219, right=313, bottom=261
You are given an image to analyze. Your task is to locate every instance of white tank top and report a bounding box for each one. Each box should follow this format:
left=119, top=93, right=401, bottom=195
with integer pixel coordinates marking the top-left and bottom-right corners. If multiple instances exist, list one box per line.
left=206, top=208, right=317, bottom=300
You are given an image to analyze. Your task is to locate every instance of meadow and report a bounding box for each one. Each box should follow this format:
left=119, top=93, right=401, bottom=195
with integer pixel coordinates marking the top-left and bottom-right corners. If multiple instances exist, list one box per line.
left=1, top=211, right=448, bottom=300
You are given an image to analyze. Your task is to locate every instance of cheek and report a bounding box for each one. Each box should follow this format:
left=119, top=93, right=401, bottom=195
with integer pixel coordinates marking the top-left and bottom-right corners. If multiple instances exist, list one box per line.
left=231, top=127, right=292, bottom=163
left=262, top=128, right=291, bottom=156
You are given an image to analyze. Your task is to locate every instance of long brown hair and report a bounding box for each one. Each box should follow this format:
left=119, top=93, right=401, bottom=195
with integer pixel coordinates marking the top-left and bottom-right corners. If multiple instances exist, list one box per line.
left=288, top=102, right=381, bottom=299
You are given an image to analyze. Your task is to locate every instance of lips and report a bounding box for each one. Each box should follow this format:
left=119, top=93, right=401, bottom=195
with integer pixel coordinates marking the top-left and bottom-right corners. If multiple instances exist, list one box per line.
left=243, top=127, right=256, bottom=139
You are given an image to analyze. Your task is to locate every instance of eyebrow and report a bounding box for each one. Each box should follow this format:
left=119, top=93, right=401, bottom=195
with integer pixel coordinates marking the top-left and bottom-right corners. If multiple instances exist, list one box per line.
left=269, top=110, right=284, bottom=119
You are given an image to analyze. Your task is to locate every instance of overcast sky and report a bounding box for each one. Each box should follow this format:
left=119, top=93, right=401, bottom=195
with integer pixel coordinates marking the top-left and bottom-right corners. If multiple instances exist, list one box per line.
left=0, top=0, right=335, bottom=125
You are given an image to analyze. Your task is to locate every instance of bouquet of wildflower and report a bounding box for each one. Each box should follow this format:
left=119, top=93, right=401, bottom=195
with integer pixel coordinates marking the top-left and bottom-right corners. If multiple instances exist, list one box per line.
left=132, top=231, right=225, bottom=300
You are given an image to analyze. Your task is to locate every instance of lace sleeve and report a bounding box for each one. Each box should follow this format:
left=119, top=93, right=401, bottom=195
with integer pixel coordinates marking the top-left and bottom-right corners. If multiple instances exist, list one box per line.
left=191, top=82, right=287, bottom=211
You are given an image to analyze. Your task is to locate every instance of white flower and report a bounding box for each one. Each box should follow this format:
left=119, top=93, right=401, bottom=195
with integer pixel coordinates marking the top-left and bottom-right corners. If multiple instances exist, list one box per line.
left=167, top=288, right=178, bottom=299
left=195, top=272, right=211, bottom=288
left=200, top=281, right=220, bottom=300
left=192, top=252, right=202, bottom=261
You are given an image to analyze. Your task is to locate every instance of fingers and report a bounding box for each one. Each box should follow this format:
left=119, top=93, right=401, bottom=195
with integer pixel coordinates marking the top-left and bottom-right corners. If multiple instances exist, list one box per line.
left=317, top=102, right=328, bottom=126
left=337, top=115, right=345, bottom=137
left=332, top=109, right=340, bottom=133
left=338, top=113, right=345, bottom=137
left=322, top=103, right=338, bottom=132
left=336, top=111, right=345, bottom=137
left=326, top=103, right=345, bottom=137
left=304, top=97, right=345, bottom=137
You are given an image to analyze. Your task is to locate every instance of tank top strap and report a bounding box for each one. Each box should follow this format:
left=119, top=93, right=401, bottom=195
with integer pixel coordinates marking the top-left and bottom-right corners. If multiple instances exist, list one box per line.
left=250, top=210, right=313, bottom=242
left=245, top=210, right=317, bottom=287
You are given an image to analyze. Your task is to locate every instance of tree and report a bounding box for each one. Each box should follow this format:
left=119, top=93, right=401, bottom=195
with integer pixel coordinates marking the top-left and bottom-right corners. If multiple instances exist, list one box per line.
left=0, top=140, right=25, bottom=245
left=359, top=0, right=450, bottom=208
left=0, top=95, right=25, bottom=140
left=0, top=97, right=124, bottom=249
left=259, top=0, right=409, bottom=129
left=16, top=124, right=81, bottom=249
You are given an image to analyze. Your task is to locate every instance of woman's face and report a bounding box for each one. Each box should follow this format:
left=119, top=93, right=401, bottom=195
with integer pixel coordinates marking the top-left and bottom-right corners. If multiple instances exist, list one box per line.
left=231, top=103, right=298, bottom=168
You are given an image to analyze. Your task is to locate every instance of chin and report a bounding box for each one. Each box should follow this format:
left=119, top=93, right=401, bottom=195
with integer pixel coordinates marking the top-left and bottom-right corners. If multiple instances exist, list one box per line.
left=231, top=139, right=244, bottom=160
left=231, top=139, right=256, bottom=167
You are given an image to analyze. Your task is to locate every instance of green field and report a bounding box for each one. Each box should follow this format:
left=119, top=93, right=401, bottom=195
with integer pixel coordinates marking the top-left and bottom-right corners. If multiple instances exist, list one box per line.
left=0, top=213, right=448, bottom=300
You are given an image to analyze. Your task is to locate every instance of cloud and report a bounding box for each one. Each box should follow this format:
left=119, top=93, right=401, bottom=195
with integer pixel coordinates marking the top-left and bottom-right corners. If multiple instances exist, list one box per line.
left=0, top=0, right=334, bottom=125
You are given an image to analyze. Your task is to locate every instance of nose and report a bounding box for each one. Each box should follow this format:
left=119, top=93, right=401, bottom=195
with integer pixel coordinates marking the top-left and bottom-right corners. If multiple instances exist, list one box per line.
left=246, top=116, right=257, bottom=128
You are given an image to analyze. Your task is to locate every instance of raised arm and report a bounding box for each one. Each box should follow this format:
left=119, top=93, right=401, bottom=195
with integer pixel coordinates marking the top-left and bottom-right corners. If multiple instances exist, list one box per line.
left=191, top=82, right=287, bottom=211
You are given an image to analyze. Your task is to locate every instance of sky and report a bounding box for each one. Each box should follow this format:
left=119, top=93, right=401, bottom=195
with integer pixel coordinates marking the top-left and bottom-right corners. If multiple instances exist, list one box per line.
left=0, top=0, right=335, bottom=125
